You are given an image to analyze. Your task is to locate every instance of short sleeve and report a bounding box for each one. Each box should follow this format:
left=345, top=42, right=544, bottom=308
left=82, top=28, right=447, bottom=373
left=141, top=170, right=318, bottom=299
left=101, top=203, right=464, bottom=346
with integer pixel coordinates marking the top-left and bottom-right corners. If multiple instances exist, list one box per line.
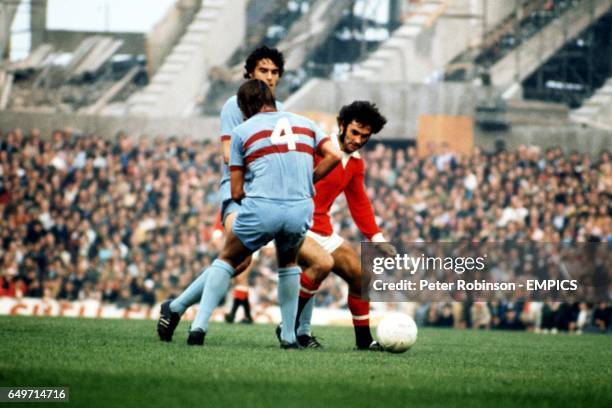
left=312, top=123, right=330, bottom=151
left=229, top=131, right=244, bottom=170
left=220, top=98, right=243, bottom=141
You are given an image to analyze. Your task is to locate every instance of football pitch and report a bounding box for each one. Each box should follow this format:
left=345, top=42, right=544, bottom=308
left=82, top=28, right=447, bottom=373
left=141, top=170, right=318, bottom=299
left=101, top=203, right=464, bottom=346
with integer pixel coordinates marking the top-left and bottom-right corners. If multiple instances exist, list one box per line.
left=0, top=316, right=610, bottom=407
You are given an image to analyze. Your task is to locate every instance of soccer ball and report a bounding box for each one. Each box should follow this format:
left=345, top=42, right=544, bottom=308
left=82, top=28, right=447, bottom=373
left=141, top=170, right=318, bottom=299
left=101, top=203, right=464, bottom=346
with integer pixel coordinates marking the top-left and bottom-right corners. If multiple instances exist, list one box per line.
left=376, top=313, right=418, bottom=353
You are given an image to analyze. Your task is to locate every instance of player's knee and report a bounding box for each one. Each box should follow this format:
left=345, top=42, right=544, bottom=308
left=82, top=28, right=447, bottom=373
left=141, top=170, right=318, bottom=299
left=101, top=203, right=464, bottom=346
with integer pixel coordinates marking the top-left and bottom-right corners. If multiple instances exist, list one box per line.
left=310, top=256, right=333, bottom=282
left=320, top=255, right=334, bottom=275
left=316, top=256, right=334, bottom=276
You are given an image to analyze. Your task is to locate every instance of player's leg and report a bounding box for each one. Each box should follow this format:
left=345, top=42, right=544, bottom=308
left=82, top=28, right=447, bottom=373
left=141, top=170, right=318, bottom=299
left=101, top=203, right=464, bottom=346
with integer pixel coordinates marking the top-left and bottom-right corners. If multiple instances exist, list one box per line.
left=226, top=267, right=253, bottom=323
left=274, top=200, right=314, bottom=348
left=168, top=267, right=211, bottom=317
left=188, top=198, right=273, bottom=345
left=294, top=236, right=334, bottom=338
left=288, top=232, right=341, bottom=348
left=275, top=239, right=303, bottom=347
left=158, top=209, right=252, bottom=341
left=225, top=204, right=256, bottom=324
left=330, top=241, right=380, bottom=350
left=224, top=211, right=255, bottom=275
left=188, top=228, right=253, bottom=345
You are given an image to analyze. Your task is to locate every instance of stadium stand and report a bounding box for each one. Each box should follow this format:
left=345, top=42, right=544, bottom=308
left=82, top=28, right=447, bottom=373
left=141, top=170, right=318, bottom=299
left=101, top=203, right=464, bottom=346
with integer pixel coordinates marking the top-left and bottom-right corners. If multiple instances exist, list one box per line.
left=128, top=0, right=246, bottom=117
left=349, top=0, right=452, bottom=82
left=570, top=77, right=612, bottom=130
left=6, top=36, right=146, bottom=114
left=485, top=0, right=611, bottom=88
left=2, top=4, right=611, bottom=406
left=0, top=127, right=609, bottom=333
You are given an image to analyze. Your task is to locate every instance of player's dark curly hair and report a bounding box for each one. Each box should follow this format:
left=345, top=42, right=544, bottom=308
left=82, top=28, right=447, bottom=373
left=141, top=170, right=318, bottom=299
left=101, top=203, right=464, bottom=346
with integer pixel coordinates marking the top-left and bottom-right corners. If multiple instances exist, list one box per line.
left=337, top=101, right=387, bottom=134
left=237, top=79, right=276, bottom=119
left=243, top=45, right=285, bottom=79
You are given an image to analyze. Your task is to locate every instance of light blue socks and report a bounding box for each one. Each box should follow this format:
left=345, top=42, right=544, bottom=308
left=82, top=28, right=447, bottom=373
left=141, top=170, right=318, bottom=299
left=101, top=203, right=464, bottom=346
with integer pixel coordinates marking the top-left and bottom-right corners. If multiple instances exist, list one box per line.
left=277, top=266, right=301, bottom=344
left=191, top=259, right=235, bottom=332
left=296, top=297, right=314, bottom=336
left=169, top=268, right=210, bottom=315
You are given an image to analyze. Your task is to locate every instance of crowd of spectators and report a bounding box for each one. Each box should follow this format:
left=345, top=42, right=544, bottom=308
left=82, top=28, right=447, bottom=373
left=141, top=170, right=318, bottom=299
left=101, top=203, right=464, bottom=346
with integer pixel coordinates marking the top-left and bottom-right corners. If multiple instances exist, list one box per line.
left=0, top=128, right=222, bottom=307
left=417, top=300, right=611, bottom=334
left=0, top=128, right=610, bottom=333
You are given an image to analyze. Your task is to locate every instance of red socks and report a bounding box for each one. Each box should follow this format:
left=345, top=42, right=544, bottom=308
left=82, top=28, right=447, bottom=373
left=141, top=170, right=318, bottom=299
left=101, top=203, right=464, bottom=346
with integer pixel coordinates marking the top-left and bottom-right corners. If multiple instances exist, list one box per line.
left=348, top=294, right=370, bottom=327
left=348, top=294, right=374, bottom=348
left=299, top=273, right=320, bottom=299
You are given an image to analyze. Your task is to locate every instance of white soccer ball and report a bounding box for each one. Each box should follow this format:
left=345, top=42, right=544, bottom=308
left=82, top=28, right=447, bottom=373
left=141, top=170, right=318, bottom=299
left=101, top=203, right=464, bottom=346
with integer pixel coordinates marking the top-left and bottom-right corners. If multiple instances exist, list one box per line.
left=376, top=313, right=418, bottom=353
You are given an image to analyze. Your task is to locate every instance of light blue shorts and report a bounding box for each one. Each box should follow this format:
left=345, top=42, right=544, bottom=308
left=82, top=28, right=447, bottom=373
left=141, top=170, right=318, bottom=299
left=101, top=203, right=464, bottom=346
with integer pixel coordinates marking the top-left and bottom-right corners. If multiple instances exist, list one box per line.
left=221, top=198, right=241, bottom=224
left=219, top=179, right=240, bottom=224
left=233, top=197, right=313, bottom=253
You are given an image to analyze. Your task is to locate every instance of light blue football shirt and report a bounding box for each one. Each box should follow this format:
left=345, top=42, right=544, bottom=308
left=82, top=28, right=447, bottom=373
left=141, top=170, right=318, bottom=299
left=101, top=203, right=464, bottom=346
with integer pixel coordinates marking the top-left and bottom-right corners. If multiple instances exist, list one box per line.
left=219, top=95, right=284, bottom=202
left=229, top=111, right=329, bottom=201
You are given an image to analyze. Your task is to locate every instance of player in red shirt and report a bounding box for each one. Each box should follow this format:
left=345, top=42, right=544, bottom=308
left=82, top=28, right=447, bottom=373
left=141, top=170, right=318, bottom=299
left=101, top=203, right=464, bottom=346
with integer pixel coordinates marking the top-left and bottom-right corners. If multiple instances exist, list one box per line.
left=284, top=101, right=396, bottom=350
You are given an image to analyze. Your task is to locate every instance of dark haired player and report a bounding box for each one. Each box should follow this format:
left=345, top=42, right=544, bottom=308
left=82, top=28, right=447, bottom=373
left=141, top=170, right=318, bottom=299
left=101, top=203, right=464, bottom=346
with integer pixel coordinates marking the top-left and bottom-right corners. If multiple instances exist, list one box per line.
left=176, top=79, right=340, bottom=347
left=282, top=101, right=397, bottom=350
left=157, top=46, right=285, bottom=340
left=221, top=45, right=286, bottom=324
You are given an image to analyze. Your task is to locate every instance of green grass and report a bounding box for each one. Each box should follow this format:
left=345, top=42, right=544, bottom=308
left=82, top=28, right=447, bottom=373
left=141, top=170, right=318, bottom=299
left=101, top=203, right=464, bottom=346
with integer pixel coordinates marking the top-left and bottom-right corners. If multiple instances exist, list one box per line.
left=0, top=316, right=610, bottom=408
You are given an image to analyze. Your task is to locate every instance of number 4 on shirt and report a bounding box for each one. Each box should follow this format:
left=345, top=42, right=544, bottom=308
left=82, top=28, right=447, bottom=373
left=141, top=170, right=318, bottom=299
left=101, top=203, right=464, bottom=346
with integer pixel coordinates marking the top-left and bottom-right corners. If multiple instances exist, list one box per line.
left=271, top=118, right=298, bottom=150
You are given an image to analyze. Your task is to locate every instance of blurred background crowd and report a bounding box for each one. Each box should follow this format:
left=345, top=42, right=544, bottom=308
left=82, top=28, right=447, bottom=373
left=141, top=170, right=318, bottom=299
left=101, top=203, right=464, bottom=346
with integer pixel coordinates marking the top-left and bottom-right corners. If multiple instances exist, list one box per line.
left=0, top=128, right=610, bottom=333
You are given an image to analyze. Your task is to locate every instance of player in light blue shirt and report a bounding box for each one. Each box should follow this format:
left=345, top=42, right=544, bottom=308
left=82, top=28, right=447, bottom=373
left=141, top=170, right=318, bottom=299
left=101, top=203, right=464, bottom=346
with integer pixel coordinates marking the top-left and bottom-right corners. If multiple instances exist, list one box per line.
left=158, top=47, right=286, bottom=340
left=218, top=95, right=284, bottom=220
left=218, top=46, right=286, bottom=221
left=187, top=79, right=340, bottom=347
left=229, top=110, right=326, bottom=203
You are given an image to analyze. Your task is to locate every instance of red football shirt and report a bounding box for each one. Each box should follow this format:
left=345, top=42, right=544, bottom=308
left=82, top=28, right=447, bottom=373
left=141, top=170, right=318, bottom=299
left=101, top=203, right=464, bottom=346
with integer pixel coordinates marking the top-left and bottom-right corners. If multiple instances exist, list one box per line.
left=311, top=136, right=383, bottom=241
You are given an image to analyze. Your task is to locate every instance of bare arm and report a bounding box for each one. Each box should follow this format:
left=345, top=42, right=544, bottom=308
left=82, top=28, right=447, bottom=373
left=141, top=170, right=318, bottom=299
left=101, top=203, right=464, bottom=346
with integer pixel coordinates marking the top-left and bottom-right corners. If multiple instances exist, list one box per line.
left=230, top=167, right=245, bottom=202
left=222, top=139, right=231, bottom=164
left=344, top=161, right=397, bottom=257
left=313, top=140, right=341, bottom=183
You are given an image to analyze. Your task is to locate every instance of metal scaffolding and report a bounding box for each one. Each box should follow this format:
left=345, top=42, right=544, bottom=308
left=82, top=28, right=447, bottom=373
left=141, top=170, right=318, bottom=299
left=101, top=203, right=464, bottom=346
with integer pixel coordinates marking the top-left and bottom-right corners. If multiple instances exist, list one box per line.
left=522, top=5, right=612, bottom=107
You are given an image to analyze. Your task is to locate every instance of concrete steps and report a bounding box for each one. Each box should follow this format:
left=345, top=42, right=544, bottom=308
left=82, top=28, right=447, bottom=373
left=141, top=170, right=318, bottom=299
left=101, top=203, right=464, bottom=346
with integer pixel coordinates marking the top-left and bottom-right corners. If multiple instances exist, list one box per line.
left=570, top=78, right=612, bottom=126
left=489, top=0, right=612, bottom=88
left=347, top=0, right=449, bottom=83
left=128, top=0, right=245, bottom=117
